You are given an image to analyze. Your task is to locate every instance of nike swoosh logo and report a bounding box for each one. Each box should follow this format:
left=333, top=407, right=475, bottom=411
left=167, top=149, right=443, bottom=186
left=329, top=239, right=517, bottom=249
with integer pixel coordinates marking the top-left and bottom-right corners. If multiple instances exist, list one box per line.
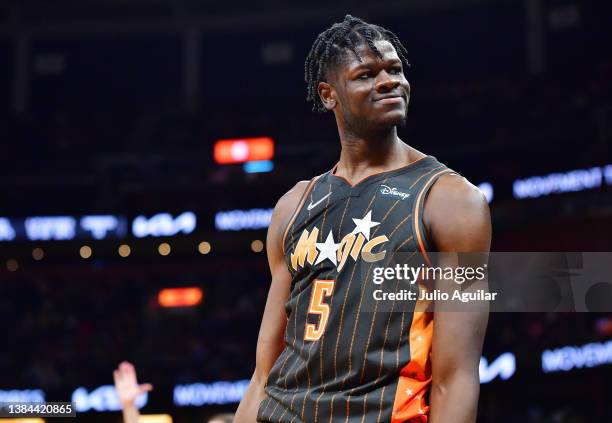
left=307, top=192, right=332, bottom=211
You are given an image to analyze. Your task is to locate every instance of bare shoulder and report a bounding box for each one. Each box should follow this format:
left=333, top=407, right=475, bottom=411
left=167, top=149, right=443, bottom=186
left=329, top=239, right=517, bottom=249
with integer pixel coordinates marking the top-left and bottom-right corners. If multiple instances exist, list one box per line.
left=268, top=180, right=311, bottom=239
left=274, top=180, right=311, bottom=221
left=277, top=180, right=311, bottom=209
left=423, top=173, right=491, bottom=252
left=427, top=173, right=487, bottom=212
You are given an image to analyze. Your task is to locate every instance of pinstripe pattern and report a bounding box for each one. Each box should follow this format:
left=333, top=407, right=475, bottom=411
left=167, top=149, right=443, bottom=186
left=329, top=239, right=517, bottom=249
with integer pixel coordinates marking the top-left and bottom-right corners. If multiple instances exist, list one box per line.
left=342, top=212, right=414, bottom=422
left=339, top=179, right=382, bottom=389
left=298, top=180, right=320, bottom=422
left=359, top=215, right=411, bottom=382
left=340, top=165, right=443, bottom=420
left=325, top=179, right=382, bottom=423
left=258, top=156, right=452, bottom=423
left=300, top=181, right=333, bottom=422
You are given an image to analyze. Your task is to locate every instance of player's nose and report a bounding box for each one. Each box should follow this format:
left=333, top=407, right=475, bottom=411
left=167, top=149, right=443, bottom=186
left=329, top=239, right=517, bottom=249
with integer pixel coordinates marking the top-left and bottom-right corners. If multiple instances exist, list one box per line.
left=375, top=71, right=400, bottom=92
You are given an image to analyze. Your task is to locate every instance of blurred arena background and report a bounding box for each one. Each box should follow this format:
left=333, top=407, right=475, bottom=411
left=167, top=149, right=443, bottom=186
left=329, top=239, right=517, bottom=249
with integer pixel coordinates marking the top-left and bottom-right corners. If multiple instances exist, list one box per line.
left=1, top=0, right=611, bottom=421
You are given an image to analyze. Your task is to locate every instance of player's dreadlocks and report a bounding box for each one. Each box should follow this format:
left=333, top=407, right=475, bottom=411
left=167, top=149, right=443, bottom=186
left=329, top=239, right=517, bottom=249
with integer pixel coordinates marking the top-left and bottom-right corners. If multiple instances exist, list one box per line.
left=304, top=15, right=410, bottom=112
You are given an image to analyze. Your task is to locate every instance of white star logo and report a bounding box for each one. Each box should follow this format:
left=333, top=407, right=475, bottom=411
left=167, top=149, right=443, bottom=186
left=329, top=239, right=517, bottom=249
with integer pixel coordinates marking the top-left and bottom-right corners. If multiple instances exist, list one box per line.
left=315, top=230, right=340, bottom=266
left=351, top=210, right=380, bottom=240
left=406, top=388, right=413, bottom=396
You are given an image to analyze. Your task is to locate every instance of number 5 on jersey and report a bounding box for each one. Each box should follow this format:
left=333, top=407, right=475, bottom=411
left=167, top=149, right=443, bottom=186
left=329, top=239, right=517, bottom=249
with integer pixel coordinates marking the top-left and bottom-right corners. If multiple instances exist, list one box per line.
left=304, top=279, right=335, bottom=341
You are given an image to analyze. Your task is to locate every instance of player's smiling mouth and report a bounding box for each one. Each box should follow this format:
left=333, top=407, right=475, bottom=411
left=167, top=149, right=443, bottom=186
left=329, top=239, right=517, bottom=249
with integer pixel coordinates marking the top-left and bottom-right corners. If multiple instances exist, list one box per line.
left=373, top=92, right=406, bottom=104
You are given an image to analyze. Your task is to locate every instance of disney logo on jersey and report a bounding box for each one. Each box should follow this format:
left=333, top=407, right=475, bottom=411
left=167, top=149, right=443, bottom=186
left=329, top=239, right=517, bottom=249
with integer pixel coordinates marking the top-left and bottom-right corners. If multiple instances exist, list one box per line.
left=379, top=184, right=410, bottom=200
left=290, top=210, right=388, bottom=272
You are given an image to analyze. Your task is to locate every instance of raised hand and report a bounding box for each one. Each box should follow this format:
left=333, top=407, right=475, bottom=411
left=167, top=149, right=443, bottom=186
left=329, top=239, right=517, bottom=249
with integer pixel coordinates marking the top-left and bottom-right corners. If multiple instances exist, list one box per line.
left=113, top=361, right=153, bottom=408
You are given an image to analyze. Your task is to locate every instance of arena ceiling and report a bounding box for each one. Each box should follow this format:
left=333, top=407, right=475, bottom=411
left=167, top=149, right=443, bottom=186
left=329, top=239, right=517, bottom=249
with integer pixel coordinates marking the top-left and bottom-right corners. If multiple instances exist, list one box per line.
left=0, top=0, right=514, bottom=33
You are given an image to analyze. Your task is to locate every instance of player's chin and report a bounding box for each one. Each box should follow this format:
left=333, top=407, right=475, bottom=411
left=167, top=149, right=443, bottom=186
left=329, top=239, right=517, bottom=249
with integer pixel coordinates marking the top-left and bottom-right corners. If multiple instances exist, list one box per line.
left=373, top=109, right=407, bottom=128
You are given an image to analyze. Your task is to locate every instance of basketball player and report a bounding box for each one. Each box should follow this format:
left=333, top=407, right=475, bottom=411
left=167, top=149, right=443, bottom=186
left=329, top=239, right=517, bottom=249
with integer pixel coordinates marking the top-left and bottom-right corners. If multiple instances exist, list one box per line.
left=235, top=15, right=491, bottom=423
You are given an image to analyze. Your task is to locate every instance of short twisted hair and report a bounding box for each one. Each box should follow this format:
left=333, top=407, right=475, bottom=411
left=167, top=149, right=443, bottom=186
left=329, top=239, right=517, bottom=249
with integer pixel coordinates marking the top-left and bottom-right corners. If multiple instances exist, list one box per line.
left=304, top=15, right=410, bottom=112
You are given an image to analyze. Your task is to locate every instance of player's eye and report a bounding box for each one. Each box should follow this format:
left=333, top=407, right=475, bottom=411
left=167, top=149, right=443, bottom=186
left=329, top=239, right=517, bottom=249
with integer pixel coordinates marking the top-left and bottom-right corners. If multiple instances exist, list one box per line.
left=390, top=67, right=402, bottom=74
left=358, top=73, right=371, bottom=80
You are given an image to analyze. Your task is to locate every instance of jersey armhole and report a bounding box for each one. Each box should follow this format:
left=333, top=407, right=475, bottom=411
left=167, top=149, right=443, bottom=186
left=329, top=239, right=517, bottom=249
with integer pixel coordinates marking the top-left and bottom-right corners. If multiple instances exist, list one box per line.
left=281, top=176, right=320, bottom=256
left=412, top=169, right=458, bottom=266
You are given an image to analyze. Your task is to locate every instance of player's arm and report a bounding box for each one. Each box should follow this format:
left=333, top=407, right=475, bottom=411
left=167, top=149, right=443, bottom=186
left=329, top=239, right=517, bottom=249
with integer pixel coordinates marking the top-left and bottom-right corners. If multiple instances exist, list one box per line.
left=234, top=181, right=310, bottom=423
left=112, top=361, right=153, bottom=423
left=424, top=175, right=491, bottom=423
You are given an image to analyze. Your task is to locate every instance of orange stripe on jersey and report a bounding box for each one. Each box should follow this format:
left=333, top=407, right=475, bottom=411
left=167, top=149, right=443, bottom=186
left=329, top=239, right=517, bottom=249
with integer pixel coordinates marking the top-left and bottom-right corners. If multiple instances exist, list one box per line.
left=391, top=307, right=433, bottom=423
left=413, top=169, right=454, bottom=266
left=281, top=176, right=319, bottom=256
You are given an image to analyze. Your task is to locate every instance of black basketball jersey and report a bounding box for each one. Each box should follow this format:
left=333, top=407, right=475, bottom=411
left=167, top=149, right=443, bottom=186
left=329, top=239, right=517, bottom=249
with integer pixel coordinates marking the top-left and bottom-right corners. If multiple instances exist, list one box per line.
left=257, top=156, right=454, bottom=423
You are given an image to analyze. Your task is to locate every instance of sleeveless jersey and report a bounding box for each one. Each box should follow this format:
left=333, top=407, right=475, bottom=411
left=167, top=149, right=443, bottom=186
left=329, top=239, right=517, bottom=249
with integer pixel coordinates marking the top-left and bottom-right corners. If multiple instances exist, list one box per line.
left=257, top=156, right=454, bottom=423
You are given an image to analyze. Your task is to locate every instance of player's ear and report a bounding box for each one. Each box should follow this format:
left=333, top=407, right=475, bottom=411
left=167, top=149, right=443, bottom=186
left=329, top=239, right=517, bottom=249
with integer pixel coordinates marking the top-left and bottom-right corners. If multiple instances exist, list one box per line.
left=318, top=82, right=337, bottom=111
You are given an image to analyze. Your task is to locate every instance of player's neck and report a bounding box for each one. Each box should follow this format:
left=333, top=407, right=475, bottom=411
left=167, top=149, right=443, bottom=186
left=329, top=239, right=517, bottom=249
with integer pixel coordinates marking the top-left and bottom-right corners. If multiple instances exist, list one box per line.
left=335, top=126, right=410, bottom=182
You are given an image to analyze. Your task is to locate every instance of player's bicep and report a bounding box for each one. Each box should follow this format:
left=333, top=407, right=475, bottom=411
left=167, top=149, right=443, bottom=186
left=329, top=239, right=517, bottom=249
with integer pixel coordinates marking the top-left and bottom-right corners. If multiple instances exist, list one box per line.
left=426, top=176, right=491, bottom=382
left=431, top=266, right=487, bottom=384
left=254, top=266, right=291, bottom=380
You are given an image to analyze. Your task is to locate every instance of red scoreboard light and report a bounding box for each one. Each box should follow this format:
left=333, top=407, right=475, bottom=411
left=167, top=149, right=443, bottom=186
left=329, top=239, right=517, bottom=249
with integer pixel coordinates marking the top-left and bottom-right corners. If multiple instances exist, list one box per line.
left=214, top=137, right=275, bottom=164
left=158, top=287, right=203, bottom=308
